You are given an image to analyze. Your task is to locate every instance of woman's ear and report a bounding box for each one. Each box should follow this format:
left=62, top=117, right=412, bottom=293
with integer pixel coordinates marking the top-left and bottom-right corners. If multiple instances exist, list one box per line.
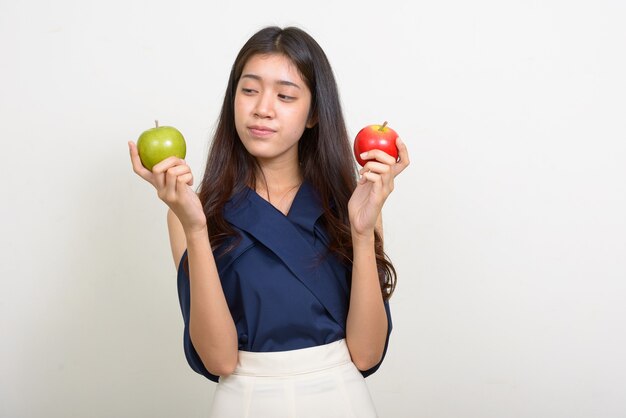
left=306, top=113, right=318, bottom=129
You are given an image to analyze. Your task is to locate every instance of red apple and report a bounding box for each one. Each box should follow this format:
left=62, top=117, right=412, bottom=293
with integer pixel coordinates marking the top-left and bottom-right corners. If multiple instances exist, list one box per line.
left=137, top=120, right=186, bottom=171
left=353, top=121, right=399, bottom=166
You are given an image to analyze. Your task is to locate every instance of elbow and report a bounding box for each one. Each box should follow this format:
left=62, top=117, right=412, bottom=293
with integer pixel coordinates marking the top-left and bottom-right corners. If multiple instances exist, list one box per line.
left=204, top=354, right=238, bottom=378
left=207, top=362, right=237, bottom=378
left=351, top=351, right=383, bottom=372
left=189, top=326, right=239, bottom=378
left=190, top=334, right=239, bottom=377
left=346, top=330, right=387, bottom=372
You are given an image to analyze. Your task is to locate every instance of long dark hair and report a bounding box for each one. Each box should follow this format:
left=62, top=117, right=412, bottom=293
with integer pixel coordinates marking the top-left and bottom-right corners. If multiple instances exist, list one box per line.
left=198, top=26, right=396, bottom=299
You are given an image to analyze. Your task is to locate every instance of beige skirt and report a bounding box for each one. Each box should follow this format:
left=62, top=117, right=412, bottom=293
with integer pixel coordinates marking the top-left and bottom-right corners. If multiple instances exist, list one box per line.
left=208, top=339, right=378, bottom=418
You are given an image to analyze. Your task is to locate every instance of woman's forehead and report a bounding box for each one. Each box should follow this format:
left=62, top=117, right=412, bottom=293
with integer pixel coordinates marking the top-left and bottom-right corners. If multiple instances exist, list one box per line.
left=240, top=54, right=306, bottom=87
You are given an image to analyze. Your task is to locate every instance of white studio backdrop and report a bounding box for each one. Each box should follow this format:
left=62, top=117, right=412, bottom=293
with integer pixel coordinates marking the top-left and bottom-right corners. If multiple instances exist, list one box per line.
left=1, top=0, right=625, bottom=417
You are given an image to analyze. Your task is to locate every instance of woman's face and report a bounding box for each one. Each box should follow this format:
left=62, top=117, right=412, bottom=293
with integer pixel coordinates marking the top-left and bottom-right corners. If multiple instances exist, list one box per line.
left=234, top=53, right=315, bottom=166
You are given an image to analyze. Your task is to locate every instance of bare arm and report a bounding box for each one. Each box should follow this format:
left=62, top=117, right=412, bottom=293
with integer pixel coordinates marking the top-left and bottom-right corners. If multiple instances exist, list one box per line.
left=167, top=210, right=238, bottom=377
left=128, top=141, right=238, bottom=376
left=346, top=137, right=409, bottom=370
left=346, top=215, right=388, bottom=371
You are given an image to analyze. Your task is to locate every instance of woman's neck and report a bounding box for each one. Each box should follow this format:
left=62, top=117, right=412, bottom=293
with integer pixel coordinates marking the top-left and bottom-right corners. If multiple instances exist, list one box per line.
left=254, top=159, right=303, bottom=215
left=254, top=156, right=302, bottom=192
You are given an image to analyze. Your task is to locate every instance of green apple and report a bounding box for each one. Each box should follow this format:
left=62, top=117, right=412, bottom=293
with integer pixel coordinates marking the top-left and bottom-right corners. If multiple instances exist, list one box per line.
left=137, top=120, right=186, bottom=171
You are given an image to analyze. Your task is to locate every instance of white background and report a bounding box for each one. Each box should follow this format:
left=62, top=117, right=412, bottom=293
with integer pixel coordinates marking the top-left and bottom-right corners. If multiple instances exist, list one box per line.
left=1, top=0, right=625, bottom=417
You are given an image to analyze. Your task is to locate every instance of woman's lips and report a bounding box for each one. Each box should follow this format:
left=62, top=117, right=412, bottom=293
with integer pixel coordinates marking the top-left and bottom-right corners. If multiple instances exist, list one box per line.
left=248, top=126, right=276, bottom=138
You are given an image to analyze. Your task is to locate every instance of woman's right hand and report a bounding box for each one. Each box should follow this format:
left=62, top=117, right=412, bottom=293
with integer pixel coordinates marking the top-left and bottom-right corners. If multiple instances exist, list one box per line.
left=128, top=141, right=207, bottom=234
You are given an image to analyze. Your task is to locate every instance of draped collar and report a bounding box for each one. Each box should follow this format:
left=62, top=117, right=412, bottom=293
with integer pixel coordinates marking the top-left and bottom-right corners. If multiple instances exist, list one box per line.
left=219, top=181, right=348, bottom=330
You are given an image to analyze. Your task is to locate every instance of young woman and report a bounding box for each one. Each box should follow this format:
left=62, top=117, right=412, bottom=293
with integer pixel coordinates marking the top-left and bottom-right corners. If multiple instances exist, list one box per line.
left=129, top=26, right=409, bottom=418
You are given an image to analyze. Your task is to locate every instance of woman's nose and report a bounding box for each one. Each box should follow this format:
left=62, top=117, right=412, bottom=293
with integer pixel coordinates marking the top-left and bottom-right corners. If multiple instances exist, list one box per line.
left=254, top=92, right=275, bottom=119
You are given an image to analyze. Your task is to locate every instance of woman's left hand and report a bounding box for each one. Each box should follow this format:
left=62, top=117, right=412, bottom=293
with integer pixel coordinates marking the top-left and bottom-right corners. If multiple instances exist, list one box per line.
left=348, top=137, right=410, bottom=237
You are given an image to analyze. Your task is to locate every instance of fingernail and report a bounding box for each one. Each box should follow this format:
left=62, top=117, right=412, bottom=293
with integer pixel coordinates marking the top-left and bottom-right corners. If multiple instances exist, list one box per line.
left=360, top=152, right=368, bottom=159
left=396, top=137, right=403, bottom=145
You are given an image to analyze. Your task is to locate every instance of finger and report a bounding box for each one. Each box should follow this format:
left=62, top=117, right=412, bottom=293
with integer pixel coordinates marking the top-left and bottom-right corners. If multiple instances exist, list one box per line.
left=360, top=170, right=383, bottom=187
left=358, top=149, right=397, bottom=166
left=393, top=137, right=411, bottom=176
left=152, top=156, right=187, bottom=173
left=164, top=165, right=192, bottom=200
left=178, top=173, right=194, bottom=187
left=152, top=157, right=187, bottom=191
left=359, top=161, right=392, bottom=176
left=361, top=170, right=389, bottom=201
left=362, top=161, right=395, bottom=194
left=128, top=141, right=153, bottom=181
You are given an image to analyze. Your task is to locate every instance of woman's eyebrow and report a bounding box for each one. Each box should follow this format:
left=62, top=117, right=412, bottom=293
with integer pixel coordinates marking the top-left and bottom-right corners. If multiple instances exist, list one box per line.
left=241, top=74, right=301, bottom=89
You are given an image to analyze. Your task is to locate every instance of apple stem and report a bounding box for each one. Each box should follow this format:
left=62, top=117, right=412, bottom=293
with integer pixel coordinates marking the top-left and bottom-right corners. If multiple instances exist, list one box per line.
left=379, top=121, right=388, bottom=131
left=155, top=120, right=159, bottom=128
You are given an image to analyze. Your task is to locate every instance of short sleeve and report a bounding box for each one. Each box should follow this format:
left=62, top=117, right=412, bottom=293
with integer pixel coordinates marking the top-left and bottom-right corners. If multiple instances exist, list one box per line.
left=360, top=299, right=393, bottom=378
left=176, top=250, right=220, bottom=383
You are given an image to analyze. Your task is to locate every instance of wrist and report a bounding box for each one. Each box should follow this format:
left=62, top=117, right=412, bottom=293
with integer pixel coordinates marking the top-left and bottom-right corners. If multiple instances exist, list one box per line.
left=184, top=225, right=210, bottom=246
left=351, top=227, right=376, bottom=247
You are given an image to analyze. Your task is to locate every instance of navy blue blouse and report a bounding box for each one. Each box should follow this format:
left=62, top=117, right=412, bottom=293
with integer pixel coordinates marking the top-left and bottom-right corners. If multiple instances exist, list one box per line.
left=177, top=181, right=392, bottom=382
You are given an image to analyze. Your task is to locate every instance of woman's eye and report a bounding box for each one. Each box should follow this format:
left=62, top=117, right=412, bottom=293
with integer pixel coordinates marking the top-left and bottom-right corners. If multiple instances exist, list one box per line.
left=278, top=94, right=296, bottom=101
left=241, top=88, right=256, bottom=94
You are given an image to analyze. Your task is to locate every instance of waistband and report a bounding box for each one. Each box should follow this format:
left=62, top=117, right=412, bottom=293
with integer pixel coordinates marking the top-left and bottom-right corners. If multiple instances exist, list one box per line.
left=233, top=339, right=352, bottom=377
